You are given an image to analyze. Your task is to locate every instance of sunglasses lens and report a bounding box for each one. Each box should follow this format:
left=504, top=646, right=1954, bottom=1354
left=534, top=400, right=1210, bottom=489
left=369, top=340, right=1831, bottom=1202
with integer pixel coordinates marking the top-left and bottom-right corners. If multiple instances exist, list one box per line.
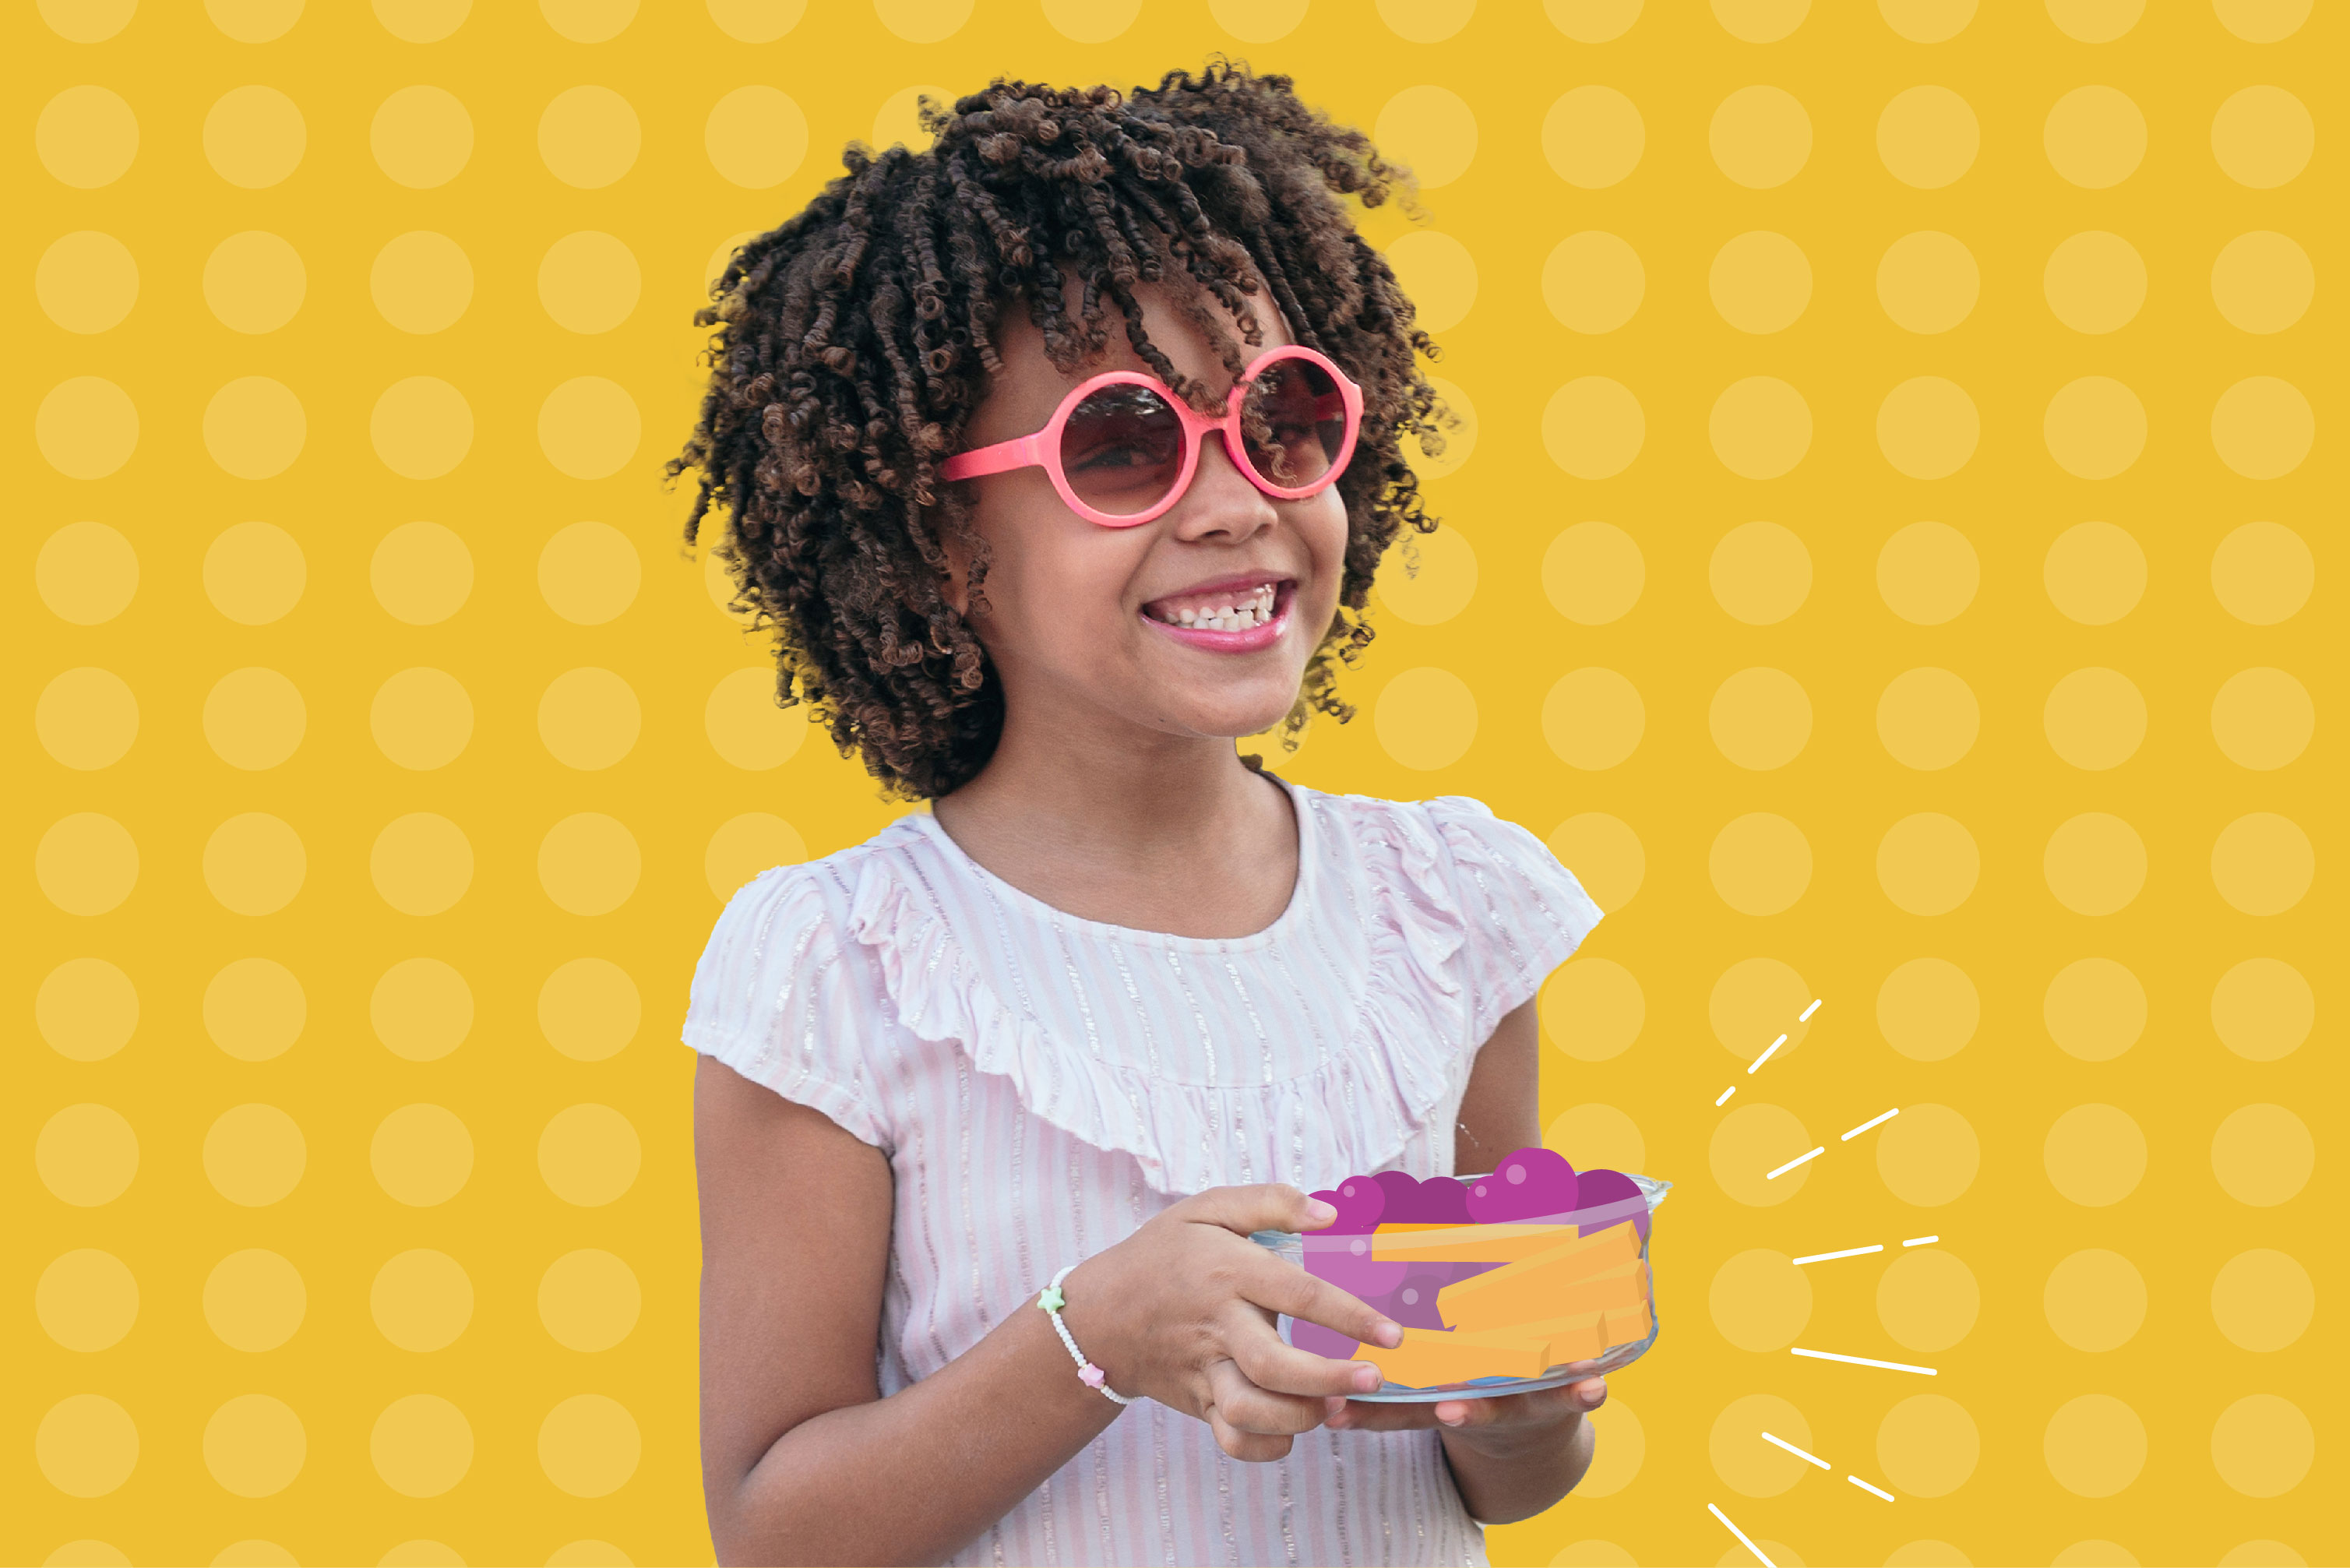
left=1239, top=357, right=1348, bottom=492
left=1059, top=382, right=1186, bottom=517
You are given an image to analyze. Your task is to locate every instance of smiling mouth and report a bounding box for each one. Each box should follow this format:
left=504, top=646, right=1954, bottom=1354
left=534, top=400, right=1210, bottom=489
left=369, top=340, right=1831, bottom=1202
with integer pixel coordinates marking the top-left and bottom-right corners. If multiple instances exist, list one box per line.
left=1142, top=580, right=1293, bottom=629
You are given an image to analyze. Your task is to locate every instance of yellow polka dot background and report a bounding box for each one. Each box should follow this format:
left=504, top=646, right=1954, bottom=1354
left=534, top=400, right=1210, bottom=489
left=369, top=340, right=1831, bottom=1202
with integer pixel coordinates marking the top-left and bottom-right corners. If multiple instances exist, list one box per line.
left=16, top=0, right=2336, bottom=1564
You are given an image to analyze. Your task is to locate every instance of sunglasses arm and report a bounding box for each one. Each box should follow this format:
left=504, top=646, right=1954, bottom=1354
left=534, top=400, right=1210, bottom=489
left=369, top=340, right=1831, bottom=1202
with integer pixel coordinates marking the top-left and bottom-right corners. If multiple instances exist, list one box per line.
left=939, top=432, right=1045, bottom=483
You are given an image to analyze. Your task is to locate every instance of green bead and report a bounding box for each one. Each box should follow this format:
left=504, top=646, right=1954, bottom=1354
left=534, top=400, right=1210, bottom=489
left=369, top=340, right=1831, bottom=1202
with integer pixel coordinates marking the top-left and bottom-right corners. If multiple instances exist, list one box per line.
left=1038, top=1284, right=1066, bottom=1312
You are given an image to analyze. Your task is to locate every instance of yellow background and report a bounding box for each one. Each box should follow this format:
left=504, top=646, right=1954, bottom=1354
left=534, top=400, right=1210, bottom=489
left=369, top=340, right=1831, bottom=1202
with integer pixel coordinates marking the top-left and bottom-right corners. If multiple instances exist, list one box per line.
left=15, top=0, right=2338, bottom=1564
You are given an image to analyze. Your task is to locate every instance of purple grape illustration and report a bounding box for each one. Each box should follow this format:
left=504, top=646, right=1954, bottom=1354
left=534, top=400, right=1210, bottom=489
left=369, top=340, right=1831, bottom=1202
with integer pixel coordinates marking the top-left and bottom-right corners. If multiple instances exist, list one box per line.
left=1415, top=1175, right=1471, bottom=1224
left=1465, top=1146, right=1579, bottom=1223
left=1572, top=1167, right=1649, bottom=1242
left=1387, top=1274, right=1450, bottom=1330
left=1370, top=1168, right=1426, bottom=1220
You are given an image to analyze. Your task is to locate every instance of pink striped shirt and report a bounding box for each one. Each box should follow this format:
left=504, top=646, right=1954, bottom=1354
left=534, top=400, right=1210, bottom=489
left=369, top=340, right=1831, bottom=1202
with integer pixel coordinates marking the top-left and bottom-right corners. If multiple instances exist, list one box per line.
left=682, top=777, right=1605, bottom=1566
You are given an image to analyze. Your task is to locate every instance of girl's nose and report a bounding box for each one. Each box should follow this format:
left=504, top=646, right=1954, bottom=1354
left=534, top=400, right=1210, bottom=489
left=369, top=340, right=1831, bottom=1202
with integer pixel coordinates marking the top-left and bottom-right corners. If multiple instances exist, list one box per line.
left=1171, top=428, right=1279, bottom=541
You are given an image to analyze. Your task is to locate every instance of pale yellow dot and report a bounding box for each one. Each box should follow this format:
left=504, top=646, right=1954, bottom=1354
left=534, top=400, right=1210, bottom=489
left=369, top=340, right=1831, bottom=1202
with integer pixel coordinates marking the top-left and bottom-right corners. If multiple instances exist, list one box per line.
left=1544, top=1103, right=1646, bottom=1179
left=375, top=0, right=469, bottom=39
left=540, top=1249, right=642, bottom=1351
left=1709, top=668, right=1811, bottom=771
left=1384, top=231, right=1477, bottom=335
left=2043, top=231, right=2145, bottom=335
left=1543, top=522, right=1644, bottom=625
left=37, top=1395, right=139, bottom=1498
left=1559, top=1397, right=1644, bottom=1499
left=1876, top=957, right=1978, bottom=1061
left=379, top=1543, right=466, bottom=1568
left=1708, top=957, right=1812, bottom=1063
left=541, top=1394, right=642, bottom=1497
left=2210, top=231, right=2313, bottom=334
left=1878, top=1246, right=1978, bottom=1351
left=1373, top=0, right=1471, bottom=40
left=1375, top=667, right=1478, bottom=771
left=1711, top=1394, right=1813, bottom=1494
left=1877, top=376, right=1978, bottom=479
left=1374, top=527, right=1478, bottom=627
left=868, top=83, right=952, bottom=151
left=2044, top=667, right=2145, bottom=770
left=208, top=0, right=303, bottom=38
left=2212, top=812, right=2313, bottom=915
left=203, top=1249, right=305, bottom=1351
left=203, top=378, right=305, bottom=481
left=1877, top=231, right=1978, bottom=334
left=38, top=377, right=140, bottom=480
left=1548, top=0, right=1642, bottom=41
left=2044, top=812, right=2147, bottom=914
left=1708, top=1250, right=1809, bottom=1351
left=873, top=0, right=971, bottom=41
left=2212, top=667, right=2313, bottom=770
left=2212, top=1103, right=2313, bottom=1206
left=39, top=959, right=139, bottom=1062
left=370, top=812, right=474, bottom=917
left=2044, top=375, right=2145, bottom=478
left=203, top=1105, right=305, bottom=1207
left=2047, top=0, right=2140, bottom=38
left=1876, top=668, right=1978, bottom=771
left=39, top=1250, right=139, bottom=1351
left=372, top=521, right=473, bottom=625
left=1707, top=520, right=1809, bottom=625
left=41, top=0, right=137, bottom=41
left=541, top=812, right=642, bottom=915
left=2045, top=1103, right=2147, bottom=1206
left=2044, top=520, right=2145, bottom=624
left=1710, top=376, right=1811, bottom=479
left=1712, top=1104, right=1813, bottom=1206
left=2210, top=521, right=2311, bottom=625
left=2213, top=0, right=2309, bottom=39
left=1541, top=668, right=1644, bottom=770
left=2215, top=1544, right=2305, bottom=1568
left=372, top=378, right=474, bottom=480
left=39, top=232, right=139, bottom=334
left=1415, top=375, right=1478, bottom=480
left=540, top=86, right=640, bottom=189
left=370, top=231, right=473, bottom=336
left=372, top=1105, right=474, bottom=1207
left=536, top=522, right=639, bottom=626
left=2045, top=86, right=2145, bottom=188
left=203, top=668, right=306, bottom=771
left=542, top=0, right=634, bottom=40
left=2211, top=1249, right=2313, bottom=1350
left=539, top=376, right=641, bottom=481
left=540, top=959, right=641, bottom=1062
left=39, top=521, right=139, bottom=625
left=1702, top=234, right=1806, bottom=337
left=546, top=1545, right=633, bottom=1568
left=710, top=0, right=805, bottom=41
left=2211, top=376, right=2313, bottom=479
left=204, top=1394, right=305, bottom=1498
left=2213, top=1395, right=2313, bottom=1498
left=1878, top=1395, right=1978, bottom=1497
left=1710, top=814, right=1810, bottom=915
left=2045, top=1394, right=2144, bottom=1496
left=706, top=668, right=803, bottom=770
left=539, top=667, right=641, bottom=770
left=38, top=813, right=139, bottom=917
left=2212, top=86, right=2313, bottom=189
left=372, top=667, right=474, bottom=771
left=1714, top=0, right=1807, bottom=41
left=704, top=83, right=809, bottom=194
left=537, top=232, right=639, bottom=336
left=39, top=86, right=139, bottom=189
left=199, top=232, right=305, bottom=337
left=204, top=957, right=306, bottom=1062
left=2043, top=1248, right=2145, bottom=1351
left=203, top=86, right=305, bottom=189
left=369, top=86, right=473, bottom=192
left=372, top=958, right=473, bottom=1062
left=37, top=668, right=137, bottom=770
left=1542, top=232, right=1643, bottom=334
left=1876, top=1102, right=1978, bottom=1206
left=1542, top=86, right=1644, bottom=189
left=371, top=1249, right=473, bottom=1352
left=1541, top=958, right=1644, bottom=1062
left=214, top=1546, right=298, bottom=1568
left=1883, top=1543, right=1973, bottom=1568
left=1877, top=86, right=1977, bottom=189
left=2211, top=957, right=2312, bottom=1062
left=1879, top=0, right=1974, bottom=41
left=1710, top=86, right=1811, bottom=189
left=706, top=812, right=808, bottom=900
left=203, top=813, right=305, bottom=917
left=2043, top=957, right=2144, bottom=1061
left=371, top=1394, right=474, bottom=1499
left=1547, top=814, right=1643, bottom=912
left=1376, top=85, right=1477, bottom=190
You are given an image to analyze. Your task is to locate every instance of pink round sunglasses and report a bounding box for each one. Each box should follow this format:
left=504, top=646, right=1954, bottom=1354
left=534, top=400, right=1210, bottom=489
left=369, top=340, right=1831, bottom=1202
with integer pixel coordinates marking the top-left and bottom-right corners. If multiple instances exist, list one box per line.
left=940, top=344, right=1364, bottom=527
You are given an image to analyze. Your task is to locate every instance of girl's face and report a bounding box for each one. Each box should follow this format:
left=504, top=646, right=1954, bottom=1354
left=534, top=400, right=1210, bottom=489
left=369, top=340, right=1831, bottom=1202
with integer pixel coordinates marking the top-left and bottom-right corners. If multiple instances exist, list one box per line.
left=943, top=279, right=1351, bottom=755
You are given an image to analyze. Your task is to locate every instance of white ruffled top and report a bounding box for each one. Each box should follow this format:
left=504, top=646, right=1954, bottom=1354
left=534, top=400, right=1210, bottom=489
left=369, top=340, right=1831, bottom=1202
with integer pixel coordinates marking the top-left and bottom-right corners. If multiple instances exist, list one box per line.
left=682, top=777, right=1605, bottom=1566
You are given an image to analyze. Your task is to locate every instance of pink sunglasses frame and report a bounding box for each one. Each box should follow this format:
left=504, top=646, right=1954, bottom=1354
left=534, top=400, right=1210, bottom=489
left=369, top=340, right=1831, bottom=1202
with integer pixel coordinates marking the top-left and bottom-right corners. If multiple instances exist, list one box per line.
left=939, top=344, right=1365, bottom=528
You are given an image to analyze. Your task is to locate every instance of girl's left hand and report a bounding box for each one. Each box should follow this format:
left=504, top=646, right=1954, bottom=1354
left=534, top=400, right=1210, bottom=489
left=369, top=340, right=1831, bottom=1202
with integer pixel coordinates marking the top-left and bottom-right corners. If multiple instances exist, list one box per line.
left=1319, top=1376, right=1607, bottom=1453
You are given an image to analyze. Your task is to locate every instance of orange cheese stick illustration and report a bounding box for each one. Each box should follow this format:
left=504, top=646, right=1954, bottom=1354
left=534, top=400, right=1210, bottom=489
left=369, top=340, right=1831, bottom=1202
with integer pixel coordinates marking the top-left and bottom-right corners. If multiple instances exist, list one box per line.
left=1429, top=1221, right=1641, bottom=1317
left=1356, top=1327, right=1553, bottom=1386
left=1442, top=1257, right=1650, bottom=1335
left=1601, top=1298, right=1654, bottom=1348
left=1367, top=1221, right=1577, bottom=1265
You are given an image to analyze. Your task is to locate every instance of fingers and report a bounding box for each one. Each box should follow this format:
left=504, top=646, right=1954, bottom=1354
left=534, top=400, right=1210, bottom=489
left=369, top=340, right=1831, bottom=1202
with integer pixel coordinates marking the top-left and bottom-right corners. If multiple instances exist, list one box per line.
left=1323, top=1379, right=1608, bottom=1435
left=1249, top=1264, right=1403, bottom=1350
left=1209, top=1403, right=1296, bottom=1463
left=1219, top=1300, right=1385, bottom=1400
left=1205, top=1355, right=1334, bottom=1443
left=1175, top=1182, right=1337, bottom=1239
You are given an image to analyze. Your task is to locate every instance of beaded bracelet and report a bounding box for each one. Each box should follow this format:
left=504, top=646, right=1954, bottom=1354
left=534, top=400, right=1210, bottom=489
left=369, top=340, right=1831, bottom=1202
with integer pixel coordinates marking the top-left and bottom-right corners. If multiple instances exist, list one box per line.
left=1037, top=1263, right=1133, bottom=1406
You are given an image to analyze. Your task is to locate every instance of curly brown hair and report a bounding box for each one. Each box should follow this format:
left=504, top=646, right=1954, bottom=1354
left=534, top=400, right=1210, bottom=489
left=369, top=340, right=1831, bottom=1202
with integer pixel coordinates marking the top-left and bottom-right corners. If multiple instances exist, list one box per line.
left=669, top=61, right=1446, bottom=801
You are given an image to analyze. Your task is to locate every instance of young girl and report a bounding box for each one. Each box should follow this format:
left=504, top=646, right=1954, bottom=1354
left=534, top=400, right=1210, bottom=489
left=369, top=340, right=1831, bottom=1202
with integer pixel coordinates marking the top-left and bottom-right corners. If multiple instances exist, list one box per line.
left=675, top=65, right=1609, bottom=1567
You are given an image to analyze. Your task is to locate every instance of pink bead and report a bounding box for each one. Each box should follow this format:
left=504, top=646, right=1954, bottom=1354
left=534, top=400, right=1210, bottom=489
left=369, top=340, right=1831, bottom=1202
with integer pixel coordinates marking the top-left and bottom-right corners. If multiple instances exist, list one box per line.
left=1079, top=1363, right=1105, bottom=1388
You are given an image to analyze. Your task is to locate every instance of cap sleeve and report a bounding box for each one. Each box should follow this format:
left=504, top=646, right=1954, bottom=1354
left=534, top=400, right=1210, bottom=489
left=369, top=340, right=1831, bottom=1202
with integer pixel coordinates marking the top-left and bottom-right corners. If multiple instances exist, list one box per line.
left=1422, top=795, right=1608, bottom=1047
left=681, top=865, right=893, bottom=1151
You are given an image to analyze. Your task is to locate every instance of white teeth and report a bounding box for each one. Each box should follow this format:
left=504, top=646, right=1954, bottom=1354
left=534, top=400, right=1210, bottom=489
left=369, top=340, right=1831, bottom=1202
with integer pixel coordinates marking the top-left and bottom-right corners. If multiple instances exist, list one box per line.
left=1152, top=583, right=1280, bottom=629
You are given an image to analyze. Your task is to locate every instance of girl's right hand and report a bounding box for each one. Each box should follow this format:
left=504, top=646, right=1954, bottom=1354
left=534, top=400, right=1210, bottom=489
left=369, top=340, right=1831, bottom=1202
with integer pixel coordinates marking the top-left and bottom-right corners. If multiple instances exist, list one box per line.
left=1061, top=1184, right=1404, bottom=1463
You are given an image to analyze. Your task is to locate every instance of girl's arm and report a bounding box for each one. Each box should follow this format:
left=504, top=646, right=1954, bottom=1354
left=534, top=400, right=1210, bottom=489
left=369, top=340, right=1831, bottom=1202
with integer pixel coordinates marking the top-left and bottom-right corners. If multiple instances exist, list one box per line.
left=695, top=1055, right=1400, bottom=1566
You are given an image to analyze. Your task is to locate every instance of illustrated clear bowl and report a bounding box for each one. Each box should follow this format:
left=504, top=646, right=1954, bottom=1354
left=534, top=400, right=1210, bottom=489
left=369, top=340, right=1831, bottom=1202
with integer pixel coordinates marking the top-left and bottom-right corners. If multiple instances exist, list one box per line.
left=1250, top=1170, right=1670, bottom=1402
